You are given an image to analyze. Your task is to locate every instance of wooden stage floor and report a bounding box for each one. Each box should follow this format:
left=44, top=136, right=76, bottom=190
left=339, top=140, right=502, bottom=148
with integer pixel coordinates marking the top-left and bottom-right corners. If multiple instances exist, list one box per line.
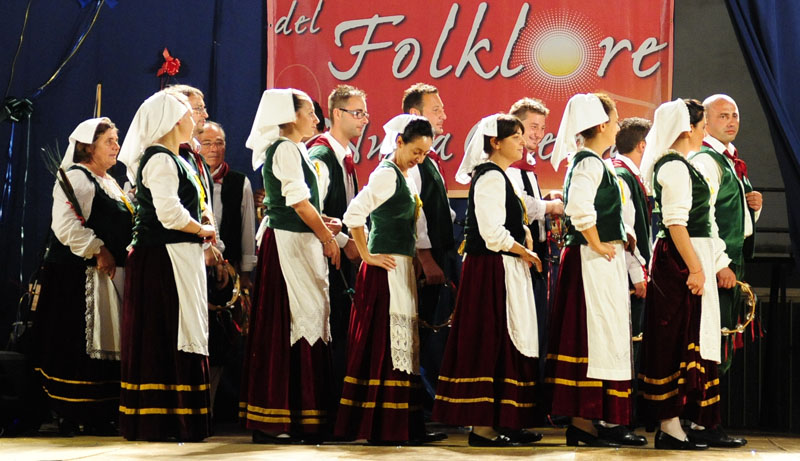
left=3, top=426, right=800, bottom=460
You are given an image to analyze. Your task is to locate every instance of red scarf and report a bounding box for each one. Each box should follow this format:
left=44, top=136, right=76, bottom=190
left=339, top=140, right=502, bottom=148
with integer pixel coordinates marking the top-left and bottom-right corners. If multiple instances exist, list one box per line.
left=180, top=142, right=208, bottom=181
left=612, top=157, right=652, bottom=216
left=510, top=150, right=537, bottom=172
left=427, top=150, right=448, bottom=189
left=703, top=141, right=748, bottom=180
left=212, top=162, right=229, bottom=184
left=308, top=134, right=355, bottom=175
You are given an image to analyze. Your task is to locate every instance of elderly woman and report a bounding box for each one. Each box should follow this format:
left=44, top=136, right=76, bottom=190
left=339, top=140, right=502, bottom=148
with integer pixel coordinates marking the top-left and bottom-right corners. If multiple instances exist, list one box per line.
left=118, top=91, right=216, bottom=442
left=638, top=99, right=733, bottom=450
left=432, top=114, right=542, bottom=447
left=32, top=117, right=132, bottom=436
left=333, top=115, right=437, bottom=445
left=239, top=89, right=340, bottom=444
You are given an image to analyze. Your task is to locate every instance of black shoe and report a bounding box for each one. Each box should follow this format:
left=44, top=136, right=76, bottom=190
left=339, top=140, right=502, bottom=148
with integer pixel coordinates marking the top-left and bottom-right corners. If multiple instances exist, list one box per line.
left=407, top=431, right=447, bottom=445
left=565, top=425, right=620, bottom=447
left=500, top=428, right=543, bottom=444
left=596, top=425, right=647, bottom=446
left=655, top=430, right=708, bottom=450
left=468, top=431, right=516, bottom=447
left=687, top=426, right=747, bottom=448
left=252, top=430, right=302, bottom=444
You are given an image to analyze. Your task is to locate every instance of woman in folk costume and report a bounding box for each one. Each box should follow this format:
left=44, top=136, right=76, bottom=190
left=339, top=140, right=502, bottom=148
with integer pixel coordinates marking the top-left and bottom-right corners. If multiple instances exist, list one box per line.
left=544, top=93, right=634, bottom=447
left=334, top=115, right=440, bottom=445
left=32, top=118, right=132, bottom=436
left=432, top=114, right=543, bottom=447
left=118, top=91, right=216, bottom=442
left=638, top=99, right=733, bottom=450
left=239, top=89, right=341, bottom=444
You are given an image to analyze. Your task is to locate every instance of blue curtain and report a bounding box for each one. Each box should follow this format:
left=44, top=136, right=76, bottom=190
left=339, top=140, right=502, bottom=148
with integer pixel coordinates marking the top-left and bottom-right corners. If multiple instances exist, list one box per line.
left=0, top=1, right=266, bottom=327
left=727, top=0, right=800, bottom=270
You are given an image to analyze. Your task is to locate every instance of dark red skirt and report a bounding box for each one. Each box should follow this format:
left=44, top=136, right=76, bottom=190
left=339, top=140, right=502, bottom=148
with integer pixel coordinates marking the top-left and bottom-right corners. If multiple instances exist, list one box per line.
left=638, top=237, right=721, bottom=427
left=240, top=228, right=332, bottom=436
left=120, top=245, right=211, bottom=441
left=432, top=253, right=539, bottom=429
left=544, top=246, right=632, bottom=425
left=334, top=263, right=425, bottom=442
left=32, top=261, right=120, bottom=425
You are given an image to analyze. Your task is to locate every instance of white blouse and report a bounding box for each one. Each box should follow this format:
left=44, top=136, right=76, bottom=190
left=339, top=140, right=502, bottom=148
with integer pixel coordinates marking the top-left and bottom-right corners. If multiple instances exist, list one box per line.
left=564, top=150, right=608, bottom=233
left=472, top=169, right=517, bottom=252
left=343, top=165, right=409, bottom=230
left=272, top=139, right=314, bottom=207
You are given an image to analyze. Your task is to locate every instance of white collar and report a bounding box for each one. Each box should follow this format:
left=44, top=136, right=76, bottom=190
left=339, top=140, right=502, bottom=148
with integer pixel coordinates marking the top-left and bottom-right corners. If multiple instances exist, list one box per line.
left=616, top=153, right=642, bottom=176
left=322, top=132, right=352, bottom=163
left=703, top=135, right=736, bottom=157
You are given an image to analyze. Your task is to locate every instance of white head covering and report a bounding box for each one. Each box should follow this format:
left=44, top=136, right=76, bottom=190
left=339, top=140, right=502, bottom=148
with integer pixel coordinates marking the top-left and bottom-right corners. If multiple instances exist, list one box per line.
left=118, top=91, right=191, bottom=182
left=640, top=99, right=691, bottom=190
left=455, top=113, right=500, bottom=185
left=61, top=117, right=113, bottom=169
left=379, top=114, right=428, bottom=156
left=247, top=88, right=307, bottom=170
left=549, top=93, right=609, bottom=171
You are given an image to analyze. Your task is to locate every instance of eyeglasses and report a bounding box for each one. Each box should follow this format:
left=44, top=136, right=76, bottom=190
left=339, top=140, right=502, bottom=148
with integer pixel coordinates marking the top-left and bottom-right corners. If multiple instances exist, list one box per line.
left=192, top=105, right=208, bottom=114
left=337, top=108, right=369, bottom=120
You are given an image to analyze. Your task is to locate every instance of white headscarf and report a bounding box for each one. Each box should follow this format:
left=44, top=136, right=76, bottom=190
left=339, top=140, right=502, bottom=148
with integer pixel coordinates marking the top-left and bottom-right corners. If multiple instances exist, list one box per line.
left=61, top=117, right=113, bottom=169
left=118, top=92, right=191, bottom=183
left=550, top=93, right=609, bottom=171
left=379, top=114, right=428, bottom=156
left=640, top=99, right=691, bottom=191
left=455, top=113, right=500, bottom=185
left=247, top=88, right=306, bottom=170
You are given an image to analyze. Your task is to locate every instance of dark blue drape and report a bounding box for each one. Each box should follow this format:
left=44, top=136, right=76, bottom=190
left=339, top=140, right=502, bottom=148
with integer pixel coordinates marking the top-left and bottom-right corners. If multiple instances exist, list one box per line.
left=0, top=1, right=266, bottom=328
left=727, top=0, right=800, bottom=270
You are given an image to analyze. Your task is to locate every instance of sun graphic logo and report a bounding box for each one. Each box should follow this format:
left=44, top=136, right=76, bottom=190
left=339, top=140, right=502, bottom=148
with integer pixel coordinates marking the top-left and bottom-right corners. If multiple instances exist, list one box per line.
left=513, top=9, right=604, bottom=100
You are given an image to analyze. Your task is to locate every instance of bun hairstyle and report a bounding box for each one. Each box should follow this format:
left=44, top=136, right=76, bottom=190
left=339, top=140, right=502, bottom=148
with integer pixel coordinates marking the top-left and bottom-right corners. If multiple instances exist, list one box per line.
left=685, top=98, right=704, bottom=126
left=483, top=114, right=524, bottom=155
left=399, top=117, right=434, bottom=144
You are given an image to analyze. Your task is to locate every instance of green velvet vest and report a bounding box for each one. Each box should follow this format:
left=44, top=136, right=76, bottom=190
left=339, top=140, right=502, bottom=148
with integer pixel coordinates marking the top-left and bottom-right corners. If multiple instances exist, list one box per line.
left=132, top=146, right=203, bottom=246
left=262, top=139, right=320, bottom=233
left=418, top=155, right=454, bottom=250
left=614, top=162, right=652, bottom=263
left=367, top=160, right=418, bottom=257
left=653, top=153, right=712, bottom=239
left=563, top=151, right=626, bottom=246
left=308, top=140, right=357, bottom=233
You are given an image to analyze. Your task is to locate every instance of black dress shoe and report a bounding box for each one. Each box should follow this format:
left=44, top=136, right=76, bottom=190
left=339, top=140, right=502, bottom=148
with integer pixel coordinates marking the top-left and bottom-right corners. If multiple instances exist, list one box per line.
left=252, top=430, right=302, bottom=444
left=654, top=430, right=708, bottom=450
left=468, top=431, right=516, bottom=447
left=500, top=428, right=543, bottom=444
left=408, top=431, right=447, bottom=445
left=565, top=425, right=620, bottom=447
left=687, top=426, right=747, bottom=447
left=597, top=425, right=647, bottom=446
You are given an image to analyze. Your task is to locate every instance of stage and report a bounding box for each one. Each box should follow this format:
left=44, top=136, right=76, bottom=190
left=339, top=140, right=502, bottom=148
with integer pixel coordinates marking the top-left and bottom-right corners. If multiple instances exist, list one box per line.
left=2, top=427, right=798, bottom=460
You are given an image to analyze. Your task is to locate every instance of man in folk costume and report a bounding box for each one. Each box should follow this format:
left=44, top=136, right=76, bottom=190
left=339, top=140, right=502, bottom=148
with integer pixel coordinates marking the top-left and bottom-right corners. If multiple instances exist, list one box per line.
left=307, top=85, right=368, bottom=409
left=687, top=94, right=760, bottom=447
left=505, top=98, right=564, bottom=380
left=197, top=120, right=257, bottom=417
left=400, top=83, right=456, bottom=397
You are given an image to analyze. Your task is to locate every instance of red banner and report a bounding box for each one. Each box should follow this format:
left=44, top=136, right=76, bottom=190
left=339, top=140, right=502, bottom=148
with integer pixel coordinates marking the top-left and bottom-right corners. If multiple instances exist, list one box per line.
left=268, top=1, right=673, bottom=195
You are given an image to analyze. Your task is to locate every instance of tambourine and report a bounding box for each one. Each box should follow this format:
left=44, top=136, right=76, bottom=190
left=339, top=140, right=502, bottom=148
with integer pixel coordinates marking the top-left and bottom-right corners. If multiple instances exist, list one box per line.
left=632, top=280, right=757, bottom=342
left=208, top=261, right=241, bottom=311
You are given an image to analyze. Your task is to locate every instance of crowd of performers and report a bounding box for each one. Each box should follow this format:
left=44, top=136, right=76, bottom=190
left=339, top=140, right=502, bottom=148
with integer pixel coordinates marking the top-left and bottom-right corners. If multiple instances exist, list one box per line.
left=30, top=81, right=763, bottom=451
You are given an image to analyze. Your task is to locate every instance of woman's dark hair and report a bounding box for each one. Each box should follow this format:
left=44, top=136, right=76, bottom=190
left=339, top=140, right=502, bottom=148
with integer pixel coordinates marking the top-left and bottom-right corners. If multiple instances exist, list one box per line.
left=685, top=98, right=704, bottom=126
left=399, top=117, right=434, bottom=144
left=280, top=91, right=313, bottom=130
left=579, top=93, right=616, bottom=140
left=313, top=100, right=325, bottom=132
left=74, top=119, right=116, bottom=164
left=483, top=114, right=524, bottom=155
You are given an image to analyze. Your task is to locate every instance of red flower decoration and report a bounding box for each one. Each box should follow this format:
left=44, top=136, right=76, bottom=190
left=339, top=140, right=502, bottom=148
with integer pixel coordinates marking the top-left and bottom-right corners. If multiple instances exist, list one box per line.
left=157, top=48, right=181, bottom=77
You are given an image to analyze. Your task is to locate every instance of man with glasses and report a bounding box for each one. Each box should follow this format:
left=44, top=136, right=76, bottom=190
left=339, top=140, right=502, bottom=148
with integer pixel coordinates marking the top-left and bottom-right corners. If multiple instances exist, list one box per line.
left=308, top=84, right=369, bottom=409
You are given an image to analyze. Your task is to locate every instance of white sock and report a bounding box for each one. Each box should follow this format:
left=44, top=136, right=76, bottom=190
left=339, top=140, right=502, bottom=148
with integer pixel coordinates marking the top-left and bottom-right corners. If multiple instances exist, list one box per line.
left=598, top=420, right=619, bottom=428
left=690, top=422, right=706, bottom=431
left=661, top=418, right=687, bottom=441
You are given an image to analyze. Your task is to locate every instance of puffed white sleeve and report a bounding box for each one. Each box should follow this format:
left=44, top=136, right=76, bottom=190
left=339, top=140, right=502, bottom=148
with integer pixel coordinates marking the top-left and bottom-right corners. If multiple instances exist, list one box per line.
left=343, top=167, right=397, bottom=230
left=240, top=177, right=258, bottom=272
left=564, top=156, right=604, bottom=231
left=474, top=170, right=516, bottom=252
left=272, top=142, right=312, bottom=207
left=50, top=169, right=103, bottom=258
left=657, top=160, right=692, bottom=227
left=141, top=153, right=193, bottom=230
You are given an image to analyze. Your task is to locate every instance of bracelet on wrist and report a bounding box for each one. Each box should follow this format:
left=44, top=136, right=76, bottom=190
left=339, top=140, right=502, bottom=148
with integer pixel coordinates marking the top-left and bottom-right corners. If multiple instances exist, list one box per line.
left=689, top=268, right=702, bottom=274
left=321, top=236, right=335, bottom=245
